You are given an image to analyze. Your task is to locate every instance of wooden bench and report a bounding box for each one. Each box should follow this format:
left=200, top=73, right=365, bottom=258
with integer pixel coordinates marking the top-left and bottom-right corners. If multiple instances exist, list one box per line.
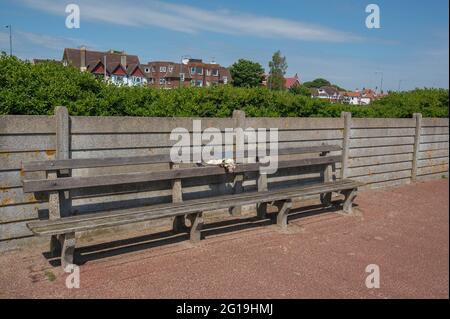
left=22, top=145, right=361, bottom=268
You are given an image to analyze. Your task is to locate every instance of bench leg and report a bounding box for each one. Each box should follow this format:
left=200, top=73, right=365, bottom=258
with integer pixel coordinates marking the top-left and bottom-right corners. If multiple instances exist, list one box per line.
left=187, top=212, right=203, bottom=243
left=275, top=200, right=292, bottom=229
left=60, top=232, right=76, bottom=269
left=342, top=189, right=358, bottom=214
left=320, top=192, right=332, bottom=206
left=257, top=203, right=267, bottom=219
left=50, top=235, right=62, bottom=257
left=173, top=215, right=187, bottom=233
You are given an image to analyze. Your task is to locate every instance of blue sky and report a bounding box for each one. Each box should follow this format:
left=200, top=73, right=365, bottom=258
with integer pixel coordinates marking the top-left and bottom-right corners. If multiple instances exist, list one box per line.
left=0, top=0, right=448, bottom=91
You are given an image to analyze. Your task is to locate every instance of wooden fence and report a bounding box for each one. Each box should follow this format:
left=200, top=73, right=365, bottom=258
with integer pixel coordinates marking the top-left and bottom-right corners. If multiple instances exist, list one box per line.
left=0, top=108, right=448, bottom=250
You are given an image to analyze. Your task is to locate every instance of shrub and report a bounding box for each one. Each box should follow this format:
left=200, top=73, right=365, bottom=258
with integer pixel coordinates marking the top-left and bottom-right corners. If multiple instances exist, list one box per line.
left=0, top=54, right=448, bottom=118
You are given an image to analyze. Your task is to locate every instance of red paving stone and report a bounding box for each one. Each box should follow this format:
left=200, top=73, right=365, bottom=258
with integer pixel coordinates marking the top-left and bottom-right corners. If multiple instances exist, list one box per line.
left=0, top=179, right=448, bottom=299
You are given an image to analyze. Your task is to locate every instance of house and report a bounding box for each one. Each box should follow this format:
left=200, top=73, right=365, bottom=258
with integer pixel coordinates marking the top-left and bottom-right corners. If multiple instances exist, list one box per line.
left=342, top=91, right=362, bottom=105
left=262, top=73, right=301, bottom=89
left=311, top=86, right=342, bottom=103
left=284, top=74, right=301, bottom=89
left=342, top=88, right=381, bottom=105
left=62, top=47, right=147, bottom=86
left=142, top=58, right=231, bottom=89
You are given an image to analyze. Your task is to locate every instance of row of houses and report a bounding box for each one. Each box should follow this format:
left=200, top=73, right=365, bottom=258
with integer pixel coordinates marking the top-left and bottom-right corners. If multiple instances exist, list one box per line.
left=61, top=47, right=232, bottom=88
left=44, top=47, right=380, bottom=104
left=311, top=86, right=383, bottom=105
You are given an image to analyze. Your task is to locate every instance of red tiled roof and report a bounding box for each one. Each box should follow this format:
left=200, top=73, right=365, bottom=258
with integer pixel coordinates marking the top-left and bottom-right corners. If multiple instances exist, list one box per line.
left=284, top=74, right=300, bottom=89
left=344, top=92, right=361, bottom=97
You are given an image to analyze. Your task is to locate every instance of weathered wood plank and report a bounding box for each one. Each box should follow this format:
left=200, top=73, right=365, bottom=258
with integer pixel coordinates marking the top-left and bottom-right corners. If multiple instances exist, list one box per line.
left=350, top=170, right=411, bottom=184
left=351, top=128, right=415, bottom=138
left=0, top=203, right=46, bottom=223
left=347, top=162, right=412, bottom=178
left=27, top=180, right=361, bottom=235
left=359, top=178, right=411, bottom=190
left=421, top=126, right=449, bottom=135
left=0, top=171, right=44, bottom=188
left=0, top=151, right=56, bottom=171
left=245, top=118, right=343, bottom=130
left=0, top=221, right=33, bottom=240
left=419, top=142, right=449, bottom=152
left=23, top=146, right=341, bottom=172
left=417, top=157, right=449, bottom=168
left=349, top=145, right=413, bottom=158
left=23, top=156, right=342, bottom=193
left=0, top=135, right=55, bottom=152
left=71, top=116, right=235, bottom=133
left=36, top=180, right=360, bottom=227
left=420, top=135, right=449, bottom=143
left=417, top=164, right=449, bottom=176
left=352, top=118, right=415, bottom=128
left=351, top=136, right=414, bottom=148
left=0, top=116, right=55, bottom=134
left=416, top=172, right=449, bottom=182
left=269, top=130, right=343, bottom=141
left=349, top=154, right=413, bottom=168
left=421, top=118, right=449, bottom=127
left=418, top=149, right=449, bottom=160
left=0, top=188, right=41, bottom=206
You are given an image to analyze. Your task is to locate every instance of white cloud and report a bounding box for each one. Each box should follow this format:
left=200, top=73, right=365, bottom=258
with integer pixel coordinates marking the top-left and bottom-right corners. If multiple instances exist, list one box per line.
left=16, top=0, right=365, bottom=43
left=0, top=29, right=89, bottom=58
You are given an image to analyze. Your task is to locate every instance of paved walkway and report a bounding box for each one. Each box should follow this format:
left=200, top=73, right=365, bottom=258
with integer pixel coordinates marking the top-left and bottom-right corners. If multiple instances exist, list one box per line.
left=0, top=180, right=448, bottom=298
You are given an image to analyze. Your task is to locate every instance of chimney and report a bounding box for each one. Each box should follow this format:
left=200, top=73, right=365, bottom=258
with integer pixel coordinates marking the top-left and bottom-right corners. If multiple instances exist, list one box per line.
left=121, top=55, right=127, bottom=68
left=80, top=46, right=87, bottom=71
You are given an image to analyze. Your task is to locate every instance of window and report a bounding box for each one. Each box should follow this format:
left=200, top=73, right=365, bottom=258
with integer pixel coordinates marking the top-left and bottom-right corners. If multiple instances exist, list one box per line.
left=160, top=78, right=166, bottom=84
left=190, top=79, right=203, bottom=87
left=190, top=67, right=196, bottom=74
left=151, top=66, right=156, bottom=72
left=196, top=67, right=203, bottom=75
left=148, top=78, right=154, bottom=84
left=223, top=76, right=228, bottom=84
left=211, top=69, right=219, bottom=76
left=168, top=65, right=174, bottom=73
left=159, top=66, right=167, bottom=72
left=206, top=69, right=211, bottom=76
left=180, top=73, right=185, bottom=81
left=144, top=68, right=150, bottom=73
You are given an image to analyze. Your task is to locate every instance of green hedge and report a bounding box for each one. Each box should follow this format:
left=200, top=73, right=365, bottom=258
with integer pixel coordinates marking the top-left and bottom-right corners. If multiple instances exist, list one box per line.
left=0, top=54, right=448, bottom=118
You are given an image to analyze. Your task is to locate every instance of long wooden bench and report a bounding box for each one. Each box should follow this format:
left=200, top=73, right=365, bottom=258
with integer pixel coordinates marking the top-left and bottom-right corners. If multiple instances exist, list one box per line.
left=22, top=146, right=361, bottom=268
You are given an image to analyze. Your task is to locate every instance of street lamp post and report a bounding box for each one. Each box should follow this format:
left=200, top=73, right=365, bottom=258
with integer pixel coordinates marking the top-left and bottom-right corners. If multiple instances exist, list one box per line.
left=5, top=25, right=12, bottom=56
left=375, top=71, right=383, bottom=94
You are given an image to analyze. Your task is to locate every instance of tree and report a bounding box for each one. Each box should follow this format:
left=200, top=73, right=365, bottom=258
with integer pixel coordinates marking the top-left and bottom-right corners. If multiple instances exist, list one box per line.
left=268, top=50, right=287, bottom=90
left=302, top=78, right=346, bottom=91
left=302, top=78, right=331, bottom=88
left=229, top=59, right=265, bottom=88
left=289, top=84, right=312, bottom=97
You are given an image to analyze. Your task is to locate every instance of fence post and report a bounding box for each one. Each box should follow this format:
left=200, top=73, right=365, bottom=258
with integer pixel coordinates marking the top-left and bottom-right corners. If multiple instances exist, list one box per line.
left=411, top=113, right=423, bottom=182
left=340, top=112, right=352, bottom=180
left=230, top=110, right=245, bottom=216
left=48, top=106, right=71, bottom=255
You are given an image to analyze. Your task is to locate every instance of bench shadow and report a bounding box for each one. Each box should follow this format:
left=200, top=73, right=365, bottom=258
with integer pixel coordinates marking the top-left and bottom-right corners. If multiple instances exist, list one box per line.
left=43, top=200, right=357, bottom=267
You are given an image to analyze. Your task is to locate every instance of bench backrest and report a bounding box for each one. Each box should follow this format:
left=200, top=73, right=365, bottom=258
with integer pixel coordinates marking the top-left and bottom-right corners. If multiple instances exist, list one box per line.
left=22, top=145, right=341, bottom=215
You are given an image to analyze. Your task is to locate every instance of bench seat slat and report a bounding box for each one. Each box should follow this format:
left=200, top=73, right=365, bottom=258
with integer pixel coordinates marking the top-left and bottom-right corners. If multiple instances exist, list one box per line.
left=22, top=145, right=342, bottom=172
left=27, top=179, right=361, bottom=236
left=23, top=156, right=342, bottom=193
